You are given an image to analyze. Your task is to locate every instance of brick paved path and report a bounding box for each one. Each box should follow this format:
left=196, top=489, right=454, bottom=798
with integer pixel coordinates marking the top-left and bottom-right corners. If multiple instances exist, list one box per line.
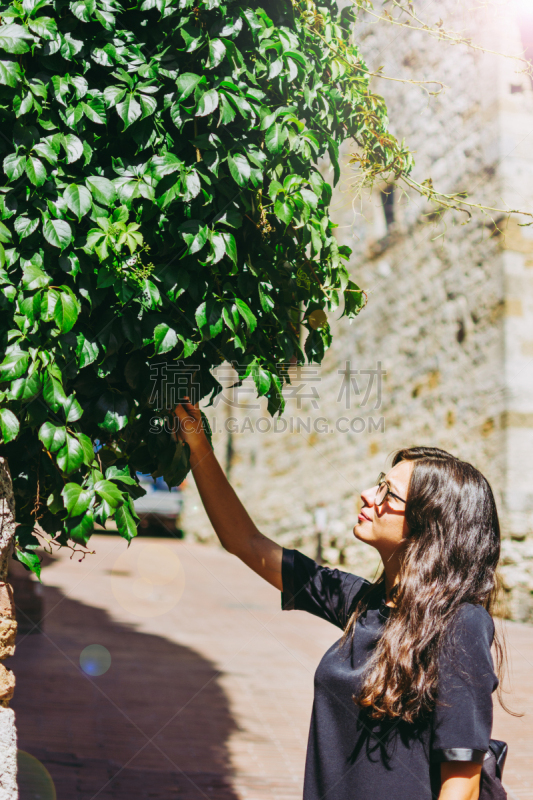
left=8, top=536, right=533, bottom=800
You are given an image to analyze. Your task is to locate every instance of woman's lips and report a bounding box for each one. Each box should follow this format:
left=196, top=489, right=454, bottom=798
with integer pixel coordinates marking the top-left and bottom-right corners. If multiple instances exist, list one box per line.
left=358, top=510, right=372, bottom=523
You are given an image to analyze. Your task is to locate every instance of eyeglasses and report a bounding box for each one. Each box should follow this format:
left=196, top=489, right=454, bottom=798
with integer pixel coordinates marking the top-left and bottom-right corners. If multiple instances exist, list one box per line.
left=375, top=472, right=407, bottom=506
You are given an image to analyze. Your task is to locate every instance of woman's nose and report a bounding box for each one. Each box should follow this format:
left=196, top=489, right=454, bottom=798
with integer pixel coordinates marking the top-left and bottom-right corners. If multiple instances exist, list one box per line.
left=360, top=486, right=376, bottom=508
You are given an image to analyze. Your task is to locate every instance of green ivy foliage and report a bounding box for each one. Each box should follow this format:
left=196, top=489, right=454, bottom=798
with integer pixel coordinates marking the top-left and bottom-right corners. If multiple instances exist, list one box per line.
left=0, top=0, right=412, bottom=573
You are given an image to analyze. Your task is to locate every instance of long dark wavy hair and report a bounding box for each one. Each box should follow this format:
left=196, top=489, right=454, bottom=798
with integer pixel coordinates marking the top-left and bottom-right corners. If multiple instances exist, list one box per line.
left=344, top=446, right=514, bottom=724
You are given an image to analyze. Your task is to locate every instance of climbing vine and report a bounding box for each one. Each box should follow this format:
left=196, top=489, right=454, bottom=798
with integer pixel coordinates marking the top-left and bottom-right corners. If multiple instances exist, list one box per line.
left=0, top=0, right=414, bottom=571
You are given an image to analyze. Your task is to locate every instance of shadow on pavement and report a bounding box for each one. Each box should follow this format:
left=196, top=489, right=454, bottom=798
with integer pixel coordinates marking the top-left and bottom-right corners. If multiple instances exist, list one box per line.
left=9, top=580, right=239, bottom=800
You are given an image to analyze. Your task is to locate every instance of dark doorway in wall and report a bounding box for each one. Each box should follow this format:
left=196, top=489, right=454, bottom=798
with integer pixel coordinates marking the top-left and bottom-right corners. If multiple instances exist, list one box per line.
left=381, top=185, right=395, bottom=229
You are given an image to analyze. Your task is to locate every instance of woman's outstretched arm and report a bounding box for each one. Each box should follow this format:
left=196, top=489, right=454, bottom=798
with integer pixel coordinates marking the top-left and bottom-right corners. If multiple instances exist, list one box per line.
left=173, top=399, right=283, bottom=591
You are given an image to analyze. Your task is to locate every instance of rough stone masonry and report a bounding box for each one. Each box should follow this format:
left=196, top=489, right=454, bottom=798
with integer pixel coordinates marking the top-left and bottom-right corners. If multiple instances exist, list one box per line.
left=179, top=0, right=533, bottom=622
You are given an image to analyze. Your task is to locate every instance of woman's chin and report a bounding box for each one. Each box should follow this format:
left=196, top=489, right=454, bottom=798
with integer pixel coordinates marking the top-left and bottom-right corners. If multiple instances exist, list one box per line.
left=353, top=523, right=370, bottom=543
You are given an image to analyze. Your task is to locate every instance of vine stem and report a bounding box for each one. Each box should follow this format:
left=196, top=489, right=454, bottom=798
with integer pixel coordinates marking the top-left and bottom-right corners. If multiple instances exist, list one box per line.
left=353, top=0, right=533, bottom=80
left=401, top=174, right=533, bottom=225
left=303, top=21, right=447, bottom=96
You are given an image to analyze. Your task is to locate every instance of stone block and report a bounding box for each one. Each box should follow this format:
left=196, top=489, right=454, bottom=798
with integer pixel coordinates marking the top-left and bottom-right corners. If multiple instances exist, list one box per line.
left=0, top=620, right=17, bottom=660
left=0, top=585, right=14, bottom=620
left=0, top=664, right=15, bottom=703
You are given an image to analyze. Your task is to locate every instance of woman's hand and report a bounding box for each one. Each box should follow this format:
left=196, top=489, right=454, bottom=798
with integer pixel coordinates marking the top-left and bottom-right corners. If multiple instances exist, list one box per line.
left=172, top=397, right=210, bottom=464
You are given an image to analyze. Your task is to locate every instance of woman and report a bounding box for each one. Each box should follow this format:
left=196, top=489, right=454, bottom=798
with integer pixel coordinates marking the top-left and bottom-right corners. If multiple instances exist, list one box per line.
left=173, top=399, right=506, bottom=800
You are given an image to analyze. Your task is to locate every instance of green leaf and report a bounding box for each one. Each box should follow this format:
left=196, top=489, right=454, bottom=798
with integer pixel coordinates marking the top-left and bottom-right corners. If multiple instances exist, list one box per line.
left=265, top=123, right=287, bottom=154
left=106, top=465, right=137, bottom=485
left=62, top=134, right=84, bottom=163
left=76, top=333, right=99, bottom=367
left=15, top=549, right=41, bottom=580
left=77, top=432, right=95, bottom=466
left=82, top=94, right=106, bottom=124
left=22, top=263, right=50, bottom=290
left=103, top=85, right=126, bottom=108
left=115, top=503, right=137, bottom=542
left=67, top=512, right=94, bottom=545
left=14, top=91, right=33, bottom=117
left=56, top=433, right=84, bottom=473
left=43, top=371, right=67, bottom=412
left=207, top=39, right=226, bottom=69
left=196, top=88, right=219, bottom=117
left=227, top=153, right=250, bottom=186
left=4, top=153, right=26, bottom=181
left=96, top=391, right=128, bottom=433
left=221, top=232, right=237, bottom=265
left=28, top=16, right=57, bottom=39
left=95, top=9, right=115, bottom=30
left=14, top=215, right=39, bottom=238
left=43, top=218, right=72, bottom=250
left=0, top=60, right=22, bottom=88
left=64, top=184, right=92, bottom=219
left=235, top=298, right=257, bottom=333
left=62, top=104, right=84, bottom=128
left=153, top=322, right=178, bottom=354
left=116, top=94, right=142, bottom=129
left=0, top=350, right=29, bottom=381
left=249, top=361, right=271, bottom=396
left=94, top=479, right=123, bottom=508
left=176, top=72, right=202, bottom=100
left=179, top=220, right=208, bottom=254
left=9, top=370, right=41, bottom=401
left=71, top=76, right=88, bottom=100
left=25, top=156, right=46, bottom=186
left=183, top=170, right=201, bottom=201
left=62, top=482, right=92, bottom=516
left=0, top=24, right=34, bottom=55
left=70, top=0, right=96, bottom=22
left=0, top=221, right=12, bottom=243
left=274, top=198, right=294, bottom=225
left=38, top=421, right=66, bottom=453
left=62, top=394, right=83, bottom=423
left=54, top=291, right=79, bottom=333
left=140, top=279, right=160, bottom=309
left=195, top=298, right=223, bottom=340
left=209, top=231, right=226, bottom=264
left=150, top=152, right=182, bottom=179
left=86, top=176, right=117, bottom=206
left=0, top=408, right=19, bottom=443
left=218, top=92, right=236, bottom=125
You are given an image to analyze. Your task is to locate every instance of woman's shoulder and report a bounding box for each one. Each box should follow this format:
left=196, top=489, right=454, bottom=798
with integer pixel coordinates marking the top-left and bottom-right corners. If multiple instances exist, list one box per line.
left=439, top=602, right=499, bottom=691
left=448, top=602, right=495, bottom=647
left=281, top=547, right=370, bottom=628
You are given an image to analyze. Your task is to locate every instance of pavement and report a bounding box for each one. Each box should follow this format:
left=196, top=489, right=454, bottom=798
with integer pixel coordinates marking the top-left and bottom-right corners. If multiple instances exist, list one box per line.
left=7, top=535, right=533, bottom=800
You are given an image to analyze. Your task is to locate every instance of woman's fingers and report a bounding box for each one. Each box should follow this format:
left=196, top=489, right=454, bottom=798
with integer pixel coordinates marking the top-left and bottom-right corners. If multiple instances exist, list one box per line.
left=172, top=397, right=205, bottom=447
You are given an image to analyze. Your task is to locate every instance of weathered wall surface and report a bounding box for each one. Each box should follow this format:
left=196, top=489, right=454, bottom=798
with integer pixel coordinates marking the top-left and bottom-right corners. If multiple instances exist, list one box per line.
left=180, top=1, right=533, bottom=619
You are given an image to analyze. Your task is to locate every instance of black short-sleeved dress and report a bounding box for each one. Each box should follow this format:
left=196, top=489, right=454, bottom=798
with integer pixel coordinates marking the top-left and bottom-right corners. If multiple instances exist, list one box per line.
left=281, top=548, right=499, bottom=800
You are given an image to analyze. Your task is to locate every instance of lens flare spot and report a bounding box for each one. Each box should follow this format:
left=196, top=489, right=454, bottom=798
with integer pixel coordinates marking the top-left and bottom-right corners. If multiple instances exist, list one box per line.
left=17, top=751, right=56, bottom=800
left=137, top=544, right=182, bottom=586
left=308, top=309, right=328, bottom=330
left=110, top=542, right=186, bottom=618
left=79, top=644, right=111, bottom=676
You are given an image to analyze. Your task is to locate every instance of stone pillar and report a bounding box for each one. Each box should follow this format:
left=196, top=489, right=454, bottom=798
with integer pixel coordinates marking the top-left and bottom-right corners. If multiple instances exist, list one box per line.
left=495, top=10, right=533, bottom=541
left=0, top=458, right=18, bottom=800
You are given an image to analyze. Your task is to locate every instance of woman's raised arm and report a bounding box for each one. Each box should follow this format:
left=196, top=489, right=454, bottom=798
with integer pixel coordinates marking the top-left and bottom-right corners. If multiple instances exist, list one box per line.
left=173, top=399, right=283, bottom=591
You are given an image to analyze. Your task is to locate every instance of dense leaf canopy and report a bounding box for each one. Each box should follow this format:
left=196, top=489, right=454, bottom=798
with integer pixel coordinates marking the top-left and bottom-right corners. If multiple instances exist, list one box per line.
left=0, top=0, right=412, bottom=573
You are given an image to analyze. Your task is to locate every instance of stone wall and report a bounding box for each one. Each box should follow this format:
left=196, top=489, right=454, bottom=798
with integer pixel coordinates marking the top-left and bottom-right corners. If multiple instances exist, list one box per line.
left=180, top=1, right=533, bottom=620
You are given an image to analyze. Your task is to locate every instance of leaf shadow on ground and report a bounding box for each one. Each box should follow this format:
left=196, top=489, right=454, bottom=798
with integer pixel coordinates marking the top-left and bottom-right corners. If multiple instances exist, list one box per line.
left=9, top=577, right=240, bottom=800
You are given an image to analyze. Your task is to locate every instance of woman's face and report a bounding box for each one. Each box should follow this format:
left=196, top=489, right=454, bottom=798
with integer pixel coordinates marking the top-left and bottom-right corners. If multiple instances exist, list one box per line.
left=353, top=460, right=413, bottom=556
